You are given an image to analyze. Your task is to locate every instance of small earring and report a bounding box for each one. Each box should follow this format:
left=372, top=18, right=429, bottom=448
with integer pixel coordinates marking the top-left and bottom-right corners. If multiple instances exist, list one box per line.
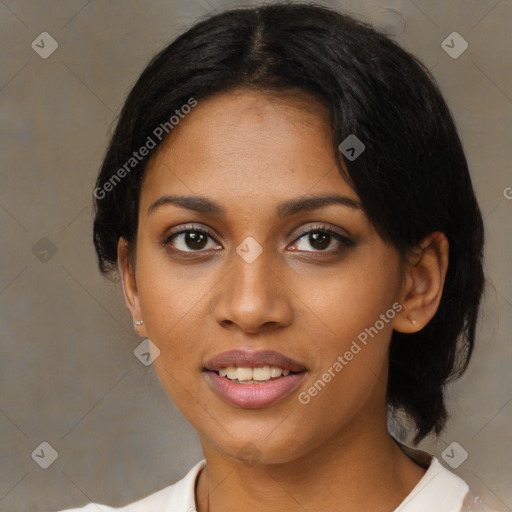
left=133, top=320, right=144, bottom=328
left=409, top=317, right=417, bottom=326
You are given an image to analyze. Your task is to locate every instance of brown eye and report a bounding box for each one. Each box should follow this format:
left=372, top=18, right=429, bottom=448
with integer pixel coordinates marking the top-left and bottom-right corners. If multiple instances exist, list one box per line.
left=182, top=232, right=208, bottom=250
left=289, top=225, right=355, bottom=254
left=163, top=226, right=221, bottom=253
left=308, top=232, right=331, bottom=251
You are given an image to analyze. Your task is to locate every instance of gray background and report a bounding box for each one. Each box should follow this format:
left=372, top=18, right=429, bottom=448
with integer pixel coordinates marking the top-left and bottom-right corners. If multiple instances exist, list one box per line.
left=0, top=0, right=511, bottom=510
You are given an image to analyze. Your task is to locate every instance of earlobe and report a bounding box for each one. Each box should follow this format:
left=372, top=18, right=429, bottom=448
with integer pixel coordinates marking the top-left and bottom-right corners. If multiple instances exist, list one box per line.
left=117, top=237, right=146, bottom=336
left=393, top=232, right=449, bottom=334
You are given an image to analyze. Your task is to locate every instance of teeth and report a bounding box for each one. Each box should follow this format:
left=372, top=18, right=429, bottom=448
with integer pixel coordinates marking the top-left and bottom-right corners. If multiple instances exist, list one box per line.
left=237, top=367, right=253, bottom=381
left=270, top=367, right=281, bottom=378
left=226, top=367, right=238, bottom=379
left=217, top=366, right=292, bottom=381
left=253, top=366, right=271, bottom=381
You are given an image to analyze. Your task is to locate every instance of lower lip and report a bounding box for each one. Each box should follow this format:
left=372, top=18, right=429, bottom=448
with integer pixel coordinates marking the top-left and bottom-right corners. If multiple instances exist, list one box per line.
left=205, top=370, right=307, bottom=409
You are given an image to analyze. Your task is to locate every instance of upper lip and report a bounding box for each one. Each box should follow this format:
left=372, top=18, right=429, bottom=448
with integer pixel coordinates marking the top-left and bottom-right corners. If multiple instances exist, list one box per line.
left=204, top=350, right=307, bottom=372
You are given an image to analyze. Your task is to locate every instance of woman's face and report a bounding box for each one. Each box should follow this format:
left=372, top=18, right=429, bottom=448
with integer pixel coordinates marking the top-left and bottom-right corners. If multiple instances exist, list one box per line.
left=123, top=88, right=407, bottom=464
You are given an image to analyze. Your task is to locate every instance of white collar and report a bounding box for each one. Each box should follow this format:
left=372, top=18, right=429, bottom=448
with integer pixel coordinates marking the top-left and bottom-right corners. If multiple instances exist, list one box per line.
left=167, top=451, right=469, bottom=512
left=393, top=455, right=469, bottom=511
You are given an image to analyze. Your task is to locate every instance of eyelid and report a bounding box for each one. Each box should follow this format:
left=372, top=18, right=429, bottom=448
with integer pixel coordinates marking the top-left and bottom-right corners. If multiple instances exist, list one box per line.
left=165, top=222, right=351, bottom=241
left=291, top=222, right=352, bottom=242
left=163, top=222, right=354, bottom=254
left=295, top=222, right=349, bottom=237
left=165, top=222, right=215, bottom=235
left=163, top=223, right=220, bottom=245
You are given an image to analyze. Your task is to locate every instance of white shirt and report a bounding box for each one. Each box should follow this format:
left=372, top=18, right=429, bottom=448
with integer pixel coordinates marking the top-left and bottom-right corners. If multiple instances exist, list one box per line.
left=55, top=449, right=497, bottom=512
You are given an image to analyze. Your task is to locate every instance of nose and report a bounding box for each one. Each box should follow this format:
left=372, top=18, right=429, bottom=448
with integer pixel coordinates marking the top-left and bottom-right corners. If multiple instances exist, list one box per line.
left=212, top=247, right=293, bottom=334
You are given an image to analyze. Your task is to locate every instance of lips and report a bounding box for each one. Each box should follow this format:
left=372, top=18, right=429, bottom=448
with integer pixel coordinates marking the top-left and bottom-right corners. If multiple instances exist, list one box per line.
left=204, top=349, right=307, bottom=373
left=203, top=349, right=307, bottom=409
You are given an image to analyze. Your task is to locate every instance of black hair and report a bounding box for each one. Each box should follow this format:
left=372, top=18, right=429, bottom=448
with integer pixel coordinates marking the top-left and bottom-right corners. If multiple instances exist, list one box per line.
left=93, top=2, right=485, bottom=444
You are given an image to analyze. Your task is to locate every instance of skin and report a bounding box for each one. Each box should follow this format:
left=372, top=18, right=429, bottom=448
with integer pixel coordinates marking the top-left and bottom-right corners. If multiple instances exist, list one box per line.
left=118, top=87, right=449, bottom=512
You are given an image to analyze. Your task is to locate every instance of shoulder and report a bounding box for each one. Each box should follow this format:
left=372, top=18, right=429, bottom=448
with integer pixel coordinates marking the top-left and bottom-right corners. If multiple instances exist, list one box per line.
left=393, top=441, right=499, bottom=512
left=52, top=460, right=206, bottom=512
left=394, top=455, right=469, bottom=511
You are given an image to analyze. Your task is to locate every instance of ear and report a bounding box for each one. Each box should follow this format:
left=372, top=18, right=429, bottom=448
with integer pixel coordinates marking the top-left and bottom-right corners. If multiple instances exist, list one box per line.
left=393, top=232, right=449, bottom=333
left=117, top=237, right=146, bottom=337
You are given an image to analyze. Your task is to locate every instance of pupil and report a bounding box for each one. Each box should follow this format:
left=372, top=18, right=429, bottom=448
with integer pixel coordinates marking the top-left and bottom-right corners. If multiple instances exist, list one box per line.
left=310, top=232, right=330, bottom=250
left=186, top=232, right=207, bottom=250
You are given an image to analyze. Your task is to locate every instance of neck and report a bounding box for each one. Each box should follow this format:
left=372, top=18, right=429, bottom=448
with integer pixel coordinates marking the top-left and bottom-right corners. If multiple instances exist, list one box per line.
left=195, top=416, right=427, bottom=512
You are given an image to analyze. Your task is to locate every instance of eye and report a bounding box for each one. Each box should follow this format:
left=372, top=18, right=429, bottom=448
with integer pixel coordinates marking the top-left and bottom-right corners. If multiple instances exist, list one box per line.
left=289, top=224, right=355, bottom=253
left=163, top=224, right=221, bottom=253
left=162, top=223, right=355, bottom=256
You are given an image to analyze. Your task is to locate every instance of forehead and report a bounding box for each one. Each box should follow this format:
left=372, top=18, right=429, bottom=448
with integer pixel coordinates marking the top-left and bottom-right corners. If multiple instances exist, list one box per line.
left=140, top=88, right=359, bottom=213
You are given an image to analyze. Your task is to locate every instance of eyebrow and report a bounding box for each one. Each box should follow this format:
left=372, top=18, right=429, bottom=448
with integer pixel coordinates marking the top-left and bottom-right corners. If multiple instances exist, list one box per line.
left=147, top=194, right=363, bottom=218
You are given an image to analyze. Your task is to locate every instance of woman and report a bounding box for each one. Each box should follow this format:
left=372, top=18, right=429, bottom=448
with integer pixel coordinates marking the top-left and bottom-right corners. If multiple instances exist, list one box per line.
left=58, top=3, right=496, bottom=511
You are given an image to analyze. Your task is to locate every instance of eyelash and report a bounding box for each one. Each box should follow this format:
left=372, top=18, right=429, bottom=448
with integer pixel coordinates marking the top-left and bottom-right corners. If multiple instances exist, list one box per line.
left=161, top=223, right=355, bottom=256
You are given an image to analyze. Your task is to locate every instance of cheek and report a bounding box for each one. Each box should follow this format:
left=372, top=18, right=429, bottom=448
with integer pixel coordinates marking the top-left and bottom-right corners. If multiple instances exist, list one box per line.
left=134, top=251, right=212, bottom=366
left=292, top=283, right=394, bottom=438
left=294, top=250, right=400, bottom=351
left=291, top=253, right=399, bottom=405
left=136, top=260, right=211, bottom=416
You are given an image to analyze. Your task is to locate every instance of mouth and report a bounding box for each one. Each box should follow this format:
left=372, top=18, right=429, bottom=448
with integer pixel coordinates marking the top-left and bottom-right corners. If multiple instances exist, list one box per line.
left=216, top=365, right=297, bottom=383
left=203, top=350, right=307, bottom=409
